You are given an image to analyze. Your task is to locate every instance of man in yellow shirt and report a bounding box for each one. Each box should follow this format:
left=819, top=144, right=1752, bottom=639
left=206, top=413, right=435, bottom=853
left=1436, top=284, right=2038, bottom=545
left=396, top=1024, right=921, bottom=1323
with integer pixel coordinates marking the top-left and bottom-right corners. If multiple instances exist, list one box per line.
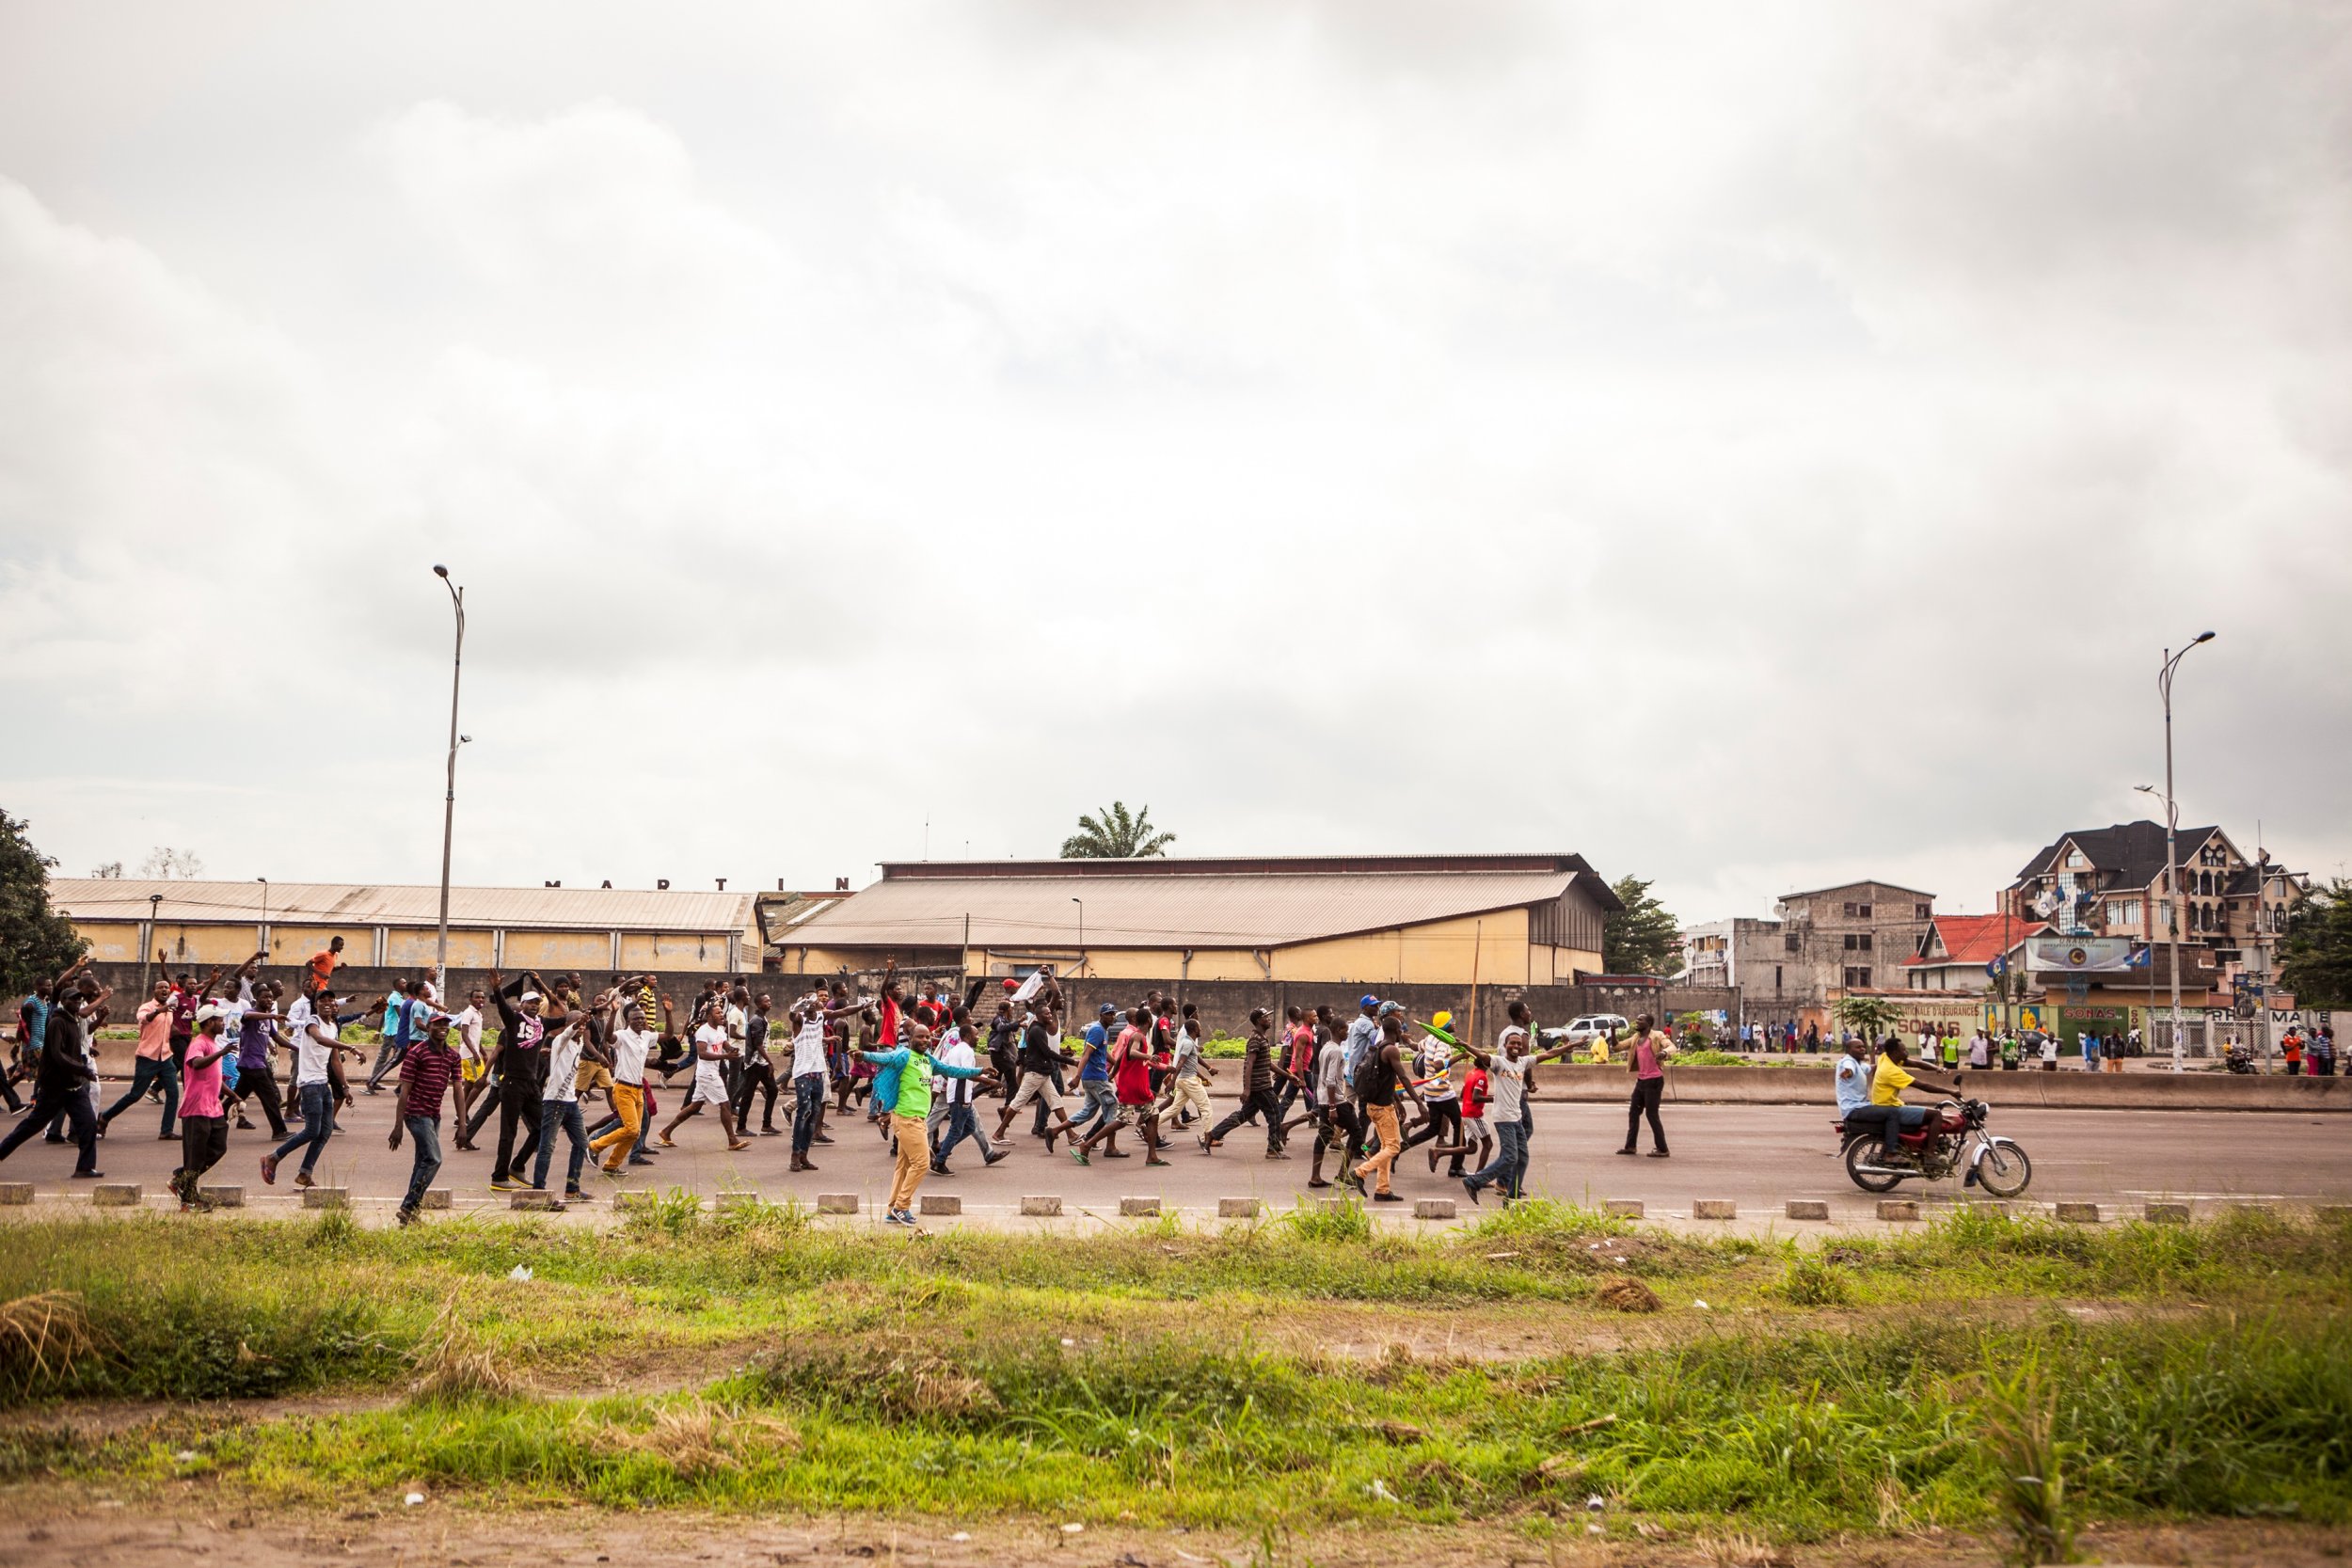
left=1857, top=1040, right=1962, bottom=1161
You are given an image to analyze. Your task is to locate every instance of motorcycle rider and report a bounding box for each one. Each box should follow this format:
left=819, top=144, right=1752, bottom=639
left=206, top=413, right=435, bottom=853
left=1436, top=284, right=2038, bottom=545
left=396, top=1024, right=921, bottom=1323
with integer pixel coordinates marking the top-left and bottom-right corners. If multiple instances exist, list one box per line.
left=1856, top=1037, right=1964, bottom=1166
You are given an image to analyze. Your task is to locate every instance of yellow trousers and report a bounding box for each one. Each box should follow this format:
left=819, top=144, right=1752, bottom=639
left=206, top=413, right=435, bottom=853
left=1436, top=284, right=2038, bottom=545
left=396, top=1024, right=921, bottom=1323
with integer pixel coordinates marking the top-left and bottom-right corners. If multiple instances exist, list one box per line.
left=588, top=1083, right=643, bottom=1171
left=888, top=1114, right=930, bottom=1213
left=1354, top=1103, right=1403, bottom=1194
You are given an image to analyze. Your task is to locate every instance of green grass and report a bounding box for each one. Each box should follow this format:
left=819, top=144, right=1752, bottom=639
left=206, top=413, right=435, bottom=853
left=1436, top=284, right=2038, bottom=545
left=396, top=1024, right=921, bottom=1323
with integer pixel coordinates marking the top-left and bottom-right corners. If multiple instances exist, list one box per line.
left=0, top=1209, right=2346, bottom=1540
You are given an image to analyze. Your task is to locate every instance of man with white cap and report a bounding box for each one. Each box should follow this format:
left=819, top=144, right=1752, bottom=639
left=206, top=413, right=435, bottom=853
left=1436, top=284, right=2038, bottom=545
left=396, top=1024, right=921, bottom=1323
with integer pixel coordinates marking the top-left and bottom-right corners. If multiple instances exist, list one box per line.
left=172, top=1005, right=236, bottom=1210
left=485, top=968, right=550, bottom=1190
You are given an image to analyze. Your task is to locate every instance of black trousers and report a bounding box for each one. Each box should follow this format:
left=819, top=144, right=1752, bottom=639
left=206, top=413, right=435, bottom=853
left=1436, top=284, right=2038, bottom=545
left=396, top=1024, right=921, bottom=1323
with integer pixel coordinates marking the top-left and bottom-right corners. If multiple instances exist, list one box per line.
left=1312, top=1101, right=1363, bottom=1165
left=734, top=1061, right=779, bottom=1128
left=1209, top=1087, right=1284, bottom=1151
left=237, top=1064, right=291, bottom=1139
left=1401, top=1099, right=1465, bottom=1173
left=175, top=1114, right=228, bottom=1198
left=0, top=1082, right=99, bottom=1172
left=1624, top=1077, right=1667, bottom=1152
left=493, top=1059, right=546, bottom=1178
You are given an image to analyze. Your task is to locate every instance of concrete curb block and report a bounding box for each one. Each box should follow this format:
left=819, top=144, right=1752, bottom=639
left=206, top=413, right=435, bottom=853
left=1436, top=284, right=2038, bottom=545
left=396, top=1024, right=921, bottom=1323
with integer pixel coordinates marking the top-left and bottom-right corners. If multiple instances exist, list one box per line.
left=1216, top=1197, right=1262, bottom=1219
left=2232, top=1202, right=2276, bottom=1219
left=1120, top=1196, right=1163, bottom=1217
left=1692, top=1199, right=1737, bottom=1220
left=1784, top=1200, right=1829, bottom=1221
left=509, top=1190, right=563, bottom=1211
left=614, top=1191, right=657, bottom=1212
left=0, top=1182, right=33, bottom=1206
left=2055, top=1201, right=2101, bottom=1224
left=1877, top=1199, right=1921, bottom=1222
left=919, top=1194, right=961, bottom=1216
left=91, top=1184, right=140, bottom=1207
left=198, top=1184, right=245, bottom=1208
left=421, top=1188, right=453, bottom=1211
left=716, top=1191, right=759, bottom=1210
left=1021, top=1196, right=1062, bottom=1217
left=2143, top=1202, right=2191, bottom=1224
left=816, top=1194, right=858, bottom=1215
left=1604, top=1199, right=1645, bottom=1218
left=1413, top=1198, right=1457, bottom=1220
left=301, top=1186, right=350, bottom=1209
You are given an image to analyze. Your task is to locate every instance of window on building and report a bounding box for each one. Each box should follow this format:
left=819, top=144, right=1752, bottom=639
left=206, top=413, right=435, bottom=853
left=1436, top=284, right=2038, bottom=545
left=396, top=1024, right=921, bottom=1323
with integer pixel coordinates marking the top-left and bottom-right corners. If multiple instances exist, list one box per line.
left=1915, top=902, right=1931, bottom=919
left=1859, top=932, right=1873, bottom=951
left=1843, top=933, right=1858, bottom=951
left=1844, top=966, right=1872, bottom=989
left=1857, top=903, right=1872, bottom=918
left=1785, top=934, right=1800, bottom=953
left=1773, top=964, right=1783, bottom=991
left=1842, top=901, right=1858, bottom=917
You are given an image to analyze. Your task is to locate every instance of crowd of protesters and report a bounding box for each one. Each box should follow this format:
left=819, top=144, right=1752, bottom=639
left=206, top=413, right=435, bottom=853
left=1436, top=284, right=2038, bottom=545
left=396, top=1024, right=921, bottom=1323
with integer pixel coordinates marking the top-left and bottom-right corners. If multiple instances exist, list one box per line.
left=3, top=947, right=1717, bottom=1224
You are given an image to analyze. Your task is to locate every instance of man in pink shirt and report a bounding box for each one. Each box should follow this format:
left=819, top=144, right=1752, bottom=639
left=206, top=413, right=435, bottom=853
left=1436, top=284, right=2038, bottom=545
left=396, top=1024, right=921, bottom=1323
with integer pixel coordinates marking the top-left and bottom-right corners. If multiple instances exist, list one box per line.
left=171, top=1006, right=235, bottom=1210
left=100, top=980, right=182, bottom=1140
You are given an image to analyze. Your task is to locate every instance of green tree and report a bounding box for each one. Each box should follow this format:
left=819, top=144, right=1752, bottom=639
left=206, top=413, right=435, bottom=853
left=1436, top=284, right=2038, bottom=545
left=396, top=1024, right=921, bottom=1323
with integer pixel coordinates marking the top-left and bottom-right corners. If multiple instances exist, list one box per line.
left=1833, top=994, right=1901, bottom=1045
left=1060, top=802, right=1176, bottom=860
left=1602, top=875, right=1680, bottom=975
left=0, top=810, right=88, bottom=998
left=2279, top=879, right=2352, bottom=1007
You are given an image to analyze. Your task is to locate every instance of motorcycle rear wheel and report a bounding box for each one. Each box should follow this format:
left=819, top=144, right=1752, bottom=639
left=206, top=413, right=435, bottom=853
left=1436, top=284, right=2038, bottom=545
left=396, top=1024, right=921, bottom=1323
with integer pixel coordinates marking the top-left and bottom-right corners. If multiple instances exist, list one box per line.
left=1976, top=1139, right=2032, bottom=1198
left=1843, top=1135, right=1907, bottom=1194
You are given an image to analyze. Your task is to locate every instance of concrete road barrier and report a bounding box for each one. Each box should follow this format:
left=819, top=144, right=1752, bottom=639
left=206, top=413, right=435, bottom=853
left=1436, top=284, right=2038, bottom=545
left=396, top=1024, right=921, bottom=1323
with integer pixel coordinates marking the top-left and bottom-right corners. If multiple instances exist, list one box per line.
left=510, top=1189, right=563, bottom=1211
left=1120, top=1196, right=1162, bottom=1217
left=1785, top=1199, right=1829, bottom=1220
left=1604, top=1199, right=1645, bottom=1218
left=198, top=1184, right=245, bottom=1208
left=2143, top=1202, right=2191, bottom=1224
left=1877, top=1199, right=1921, bottom=1222
left=1692, top=1199, right=1737, bottom=1220
left=2055, top=1201, right=2101, bottom=1224
left=1528, top=1063, right=2351, bottom=1113
left=421, top=1188, right=453, bottom=1211
left=1021, top=1196, right=1062, bottom=1217
left=1216, top=1197, right=1262, bottom=1218
left=2232, top=1202, right=2277, bottom=1219
left=816, top=1193, right=858, bottom=1215
left=91, top=1183, right=140, bottom=1207
left=716, top=1191, right=758, bottom=1210
left=0, top=1182, right=33, bottom=1206
left=919, top=1194, right=961, bottom=1216
left=1413, top=1198, right=1457, bottom=1220
left=301, top=1186, right=350, bottom=1209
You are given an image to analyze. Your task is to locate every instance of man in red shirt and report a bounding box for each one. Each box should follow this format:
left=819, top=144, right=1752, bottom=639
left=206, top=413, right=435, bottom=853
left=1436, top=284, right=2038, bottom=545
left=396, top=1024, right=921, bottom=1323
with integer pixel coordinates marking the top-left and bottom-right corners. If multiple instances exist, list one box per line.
left=389, top=1013, right=464, bottom=1226
left=1073, top=1006, right=1169, bottom=1166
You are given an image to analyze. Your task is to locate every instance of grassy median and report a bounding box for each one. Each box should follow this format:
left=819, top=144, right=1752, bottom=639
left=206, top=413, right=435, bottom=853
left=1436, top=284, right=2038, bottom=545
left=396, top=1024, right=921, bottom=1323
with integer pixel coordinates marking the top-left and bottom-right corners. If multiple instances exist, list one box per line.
left=0, top=1203, right=2346, bottom=1546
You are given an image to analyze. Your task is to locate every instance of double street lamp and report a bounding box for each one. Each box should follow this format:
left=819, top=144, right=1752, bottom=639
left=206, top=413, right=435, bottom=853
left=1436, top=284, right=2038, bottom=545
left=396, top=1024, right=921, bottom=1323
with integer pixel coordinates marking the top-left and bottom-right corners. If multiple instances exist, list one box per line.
left=433, top=565, right=467, bottom=987
left=2153, top=631, right=2217, bottom=1072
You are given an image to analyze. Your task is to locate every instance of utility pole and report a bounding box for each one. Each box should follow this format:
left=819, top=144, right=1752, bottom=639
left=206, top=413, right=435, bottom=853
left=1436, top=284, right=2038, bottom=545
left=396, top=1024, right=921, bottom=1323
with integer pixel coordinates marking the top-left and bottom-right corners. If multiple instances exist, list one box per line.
left=432, top=564, right=466, bottom=989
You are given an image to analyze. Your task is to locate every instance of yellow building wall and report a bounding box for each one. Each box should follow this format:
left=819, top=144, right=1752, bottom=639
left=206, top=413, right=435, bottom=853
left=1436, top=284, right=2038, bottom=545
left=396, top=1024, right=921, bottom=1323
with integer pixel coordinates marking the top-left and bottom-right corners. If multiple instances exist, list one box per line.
left=620, top=932, right=739, bottom=972
left=267, top=926, right=378, bottom=968
left=73, top=921, right=148, bottom=964
left=383, top=927, right=496, bottom=968
left=151, top=923, right=268, bottom=966
left=500, top=929, right=624, bottom=971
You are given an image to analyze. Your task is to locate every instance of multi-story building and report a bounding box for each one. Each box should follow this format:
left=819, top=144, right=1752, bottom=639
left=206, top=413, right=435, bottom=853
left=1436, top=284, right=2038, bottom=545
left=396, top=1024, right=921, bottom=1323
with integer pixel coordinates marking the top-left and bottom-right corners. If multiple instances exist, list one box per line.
left=1773, top=880, right=1937, bottom=1001
left=2005, top=820, right=2306, bottom=958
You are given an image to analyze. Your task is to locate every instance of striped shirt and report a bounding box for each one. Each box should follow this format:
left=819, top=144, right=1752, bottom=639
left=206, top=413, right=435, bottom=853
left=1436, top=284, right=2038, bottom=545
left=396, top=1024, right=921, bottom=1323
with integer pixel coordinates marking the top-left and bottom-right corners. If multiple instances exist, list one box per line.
left=397, top=1040, right=464, bottom=1119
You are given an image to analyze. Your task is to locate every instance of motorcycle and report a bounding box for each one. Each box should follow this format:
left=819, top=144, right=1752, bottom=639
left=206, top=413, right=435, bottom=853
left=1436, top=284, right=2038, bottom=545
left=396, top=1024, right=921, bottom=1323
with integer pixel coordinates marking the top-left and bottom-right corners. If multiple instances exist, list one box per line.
left=1836, top=1096, right=2032, bottom=1197
left=2223, top=1043, right=2256, bottom=1074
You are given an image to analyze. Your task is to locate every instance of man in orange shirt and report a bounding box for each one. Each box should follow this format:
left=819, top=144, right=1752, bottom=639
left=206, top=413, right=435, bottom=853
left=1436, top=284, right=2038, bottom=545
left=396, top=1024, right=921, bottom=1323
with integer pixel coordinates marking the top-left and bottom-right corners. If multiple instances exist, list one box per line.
left=307, top=937, right=346, bottom=996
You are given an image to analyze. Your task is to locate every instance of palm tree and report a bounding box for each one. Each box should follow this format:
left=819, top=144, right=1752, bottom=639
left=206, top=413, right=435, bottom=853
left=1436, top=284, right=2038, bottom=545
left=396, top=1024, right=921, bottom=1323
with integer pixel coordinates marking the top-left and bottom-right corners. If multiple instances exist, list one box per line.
left=1060, top=802, right=1176, bottom=860
left=1832, top=994, right=1901, bottom=1046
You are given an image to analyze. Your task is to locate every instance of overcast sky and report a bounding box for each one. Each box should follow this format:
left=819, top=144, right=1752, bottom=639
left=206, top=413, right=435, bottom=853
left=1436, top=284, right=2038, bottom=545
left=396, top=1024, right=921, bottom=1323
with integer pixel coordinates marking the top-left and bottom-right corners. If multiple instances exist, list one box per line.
left=3, top=1, right=2346, bottom=927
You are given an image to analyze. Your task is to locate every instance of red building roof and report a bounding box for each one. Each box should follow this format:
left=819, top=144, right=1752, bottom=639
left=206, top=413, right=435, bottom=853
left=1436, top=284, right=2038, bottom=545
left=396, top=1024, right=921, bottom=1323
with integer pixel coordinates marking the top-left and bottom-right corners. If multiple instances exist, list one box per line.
left=1902, top=913, right=2045, bottom=969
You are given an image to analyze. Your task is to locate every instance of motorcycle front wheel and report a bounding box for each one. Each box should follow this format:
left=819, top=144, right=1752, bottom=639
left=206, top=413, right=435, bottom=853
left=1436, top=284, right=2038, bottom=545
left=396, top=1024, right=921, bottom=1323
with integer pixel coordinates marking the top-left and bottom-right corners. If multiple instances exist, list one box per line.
left=1843, top=1135, right=1907, bottom=1194
left=1975, top=1139, right=2032, bottom=1197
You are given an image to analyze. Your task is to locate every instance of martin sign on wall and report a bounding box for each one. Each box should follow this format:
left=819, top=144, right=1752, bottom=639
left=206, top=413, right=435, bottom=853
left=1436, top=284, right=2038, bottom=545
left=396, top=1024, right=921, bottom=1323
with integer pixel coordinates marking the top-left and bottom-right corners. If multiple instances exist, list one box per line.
left=2027, top=936, right=2145, bottom=974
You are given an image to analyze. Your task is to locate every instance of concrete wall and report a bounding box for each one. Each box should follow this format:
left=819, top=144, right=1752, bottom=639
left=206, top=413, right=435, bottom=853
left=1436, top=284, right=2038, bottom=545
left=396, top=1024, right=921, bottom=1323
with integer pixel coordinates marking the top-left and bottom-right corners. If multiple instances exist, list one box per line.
left=1044, top=976, right=1740, bottom=1039
left=83, top=920, right=744, bottom=977
left=1525, top=1062, right=2351, bottom=1113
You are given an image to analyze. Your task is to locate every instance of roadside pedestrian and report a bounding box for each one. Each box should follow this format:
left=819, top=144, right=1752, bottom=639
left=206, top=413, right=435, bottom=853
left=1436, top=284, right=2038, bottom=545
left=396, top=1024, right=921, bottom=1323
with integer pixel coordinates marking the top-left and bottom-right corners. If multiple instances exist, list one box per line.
left=2038, top=1030, right=2058, bottom=1071
left=991, top=1008, right=1081, bottom=1150
left=169, top=1006, right=235, bottom=1209
left=260, top=989, right=341, bottom=1188
left=1199, top=1007, right=1285, bottom=1159
left=1460, top=1002, right=1574, bottom=1206
left=929, top=1004, right=1003, bottom=1175
left=99, top=980, right=181, bottom=1140
left=0, top=969, right=108, bottom=1179
left=485, top=969, right=551, bottom=1188
left=531, top=1008, right=598, bottom=1204
left=590, top=993, right=660, bottom=1174
left=1615, top=1013, right=1671, bottom=1158
left=389, top=1011, right=463, bottom=1225
left=2282, top=1029, right=2305, bottom=1077
left=733, top=992, right=782, bottom=1135
left=660, top=1002, right=751, bottom=1150
left=1350, top=1013, right=1426, bottom=1202
left=864, top=1020, right=990, bottom=1225
left=1077, top=1006, right=1171, bottom=1167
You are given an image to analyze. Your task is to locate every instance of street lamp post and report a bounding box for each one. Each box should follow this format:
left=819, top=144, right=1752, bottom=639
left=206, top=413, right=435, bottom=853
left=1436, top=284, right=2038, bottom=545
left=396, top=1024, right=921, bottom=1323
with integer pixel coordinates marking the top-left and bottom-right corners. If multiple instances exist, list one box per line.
left=1072, top=897, right=1085, bottom=969
left=257, top=877, right=269, bottom=960
left=140, top=892, right=162, bottom=997
left=2156, top=631, right=2217, bottom=1072
left=433, top=565, right=466, bottom=989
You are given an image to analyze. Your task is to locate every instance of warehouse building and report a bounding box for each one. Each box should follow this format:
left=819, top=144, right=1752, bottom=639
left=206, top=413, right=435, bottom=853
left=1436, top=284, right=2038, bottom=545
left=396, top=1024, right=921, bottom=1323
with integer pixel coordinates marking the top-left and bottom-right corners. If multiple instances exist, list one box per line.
left=50, top=879, right=761, bottom=975
left=778, top=852, right=1622, bottom=987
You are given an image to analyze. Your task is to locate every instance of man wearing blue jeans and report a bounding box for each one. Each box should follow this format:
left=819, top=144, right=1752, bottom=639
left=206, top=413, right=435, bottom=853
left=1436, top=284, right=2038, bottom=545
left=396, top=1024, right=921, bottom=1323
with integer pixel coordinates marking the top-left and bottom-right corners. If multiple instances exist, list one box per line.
left=261, top=1002, right=342, bottom=1188
left=531, top=1014, right=595, bottom=1205
left=1460, top=1002, right=1574, bottom=1206
left=365, top=980, right=422, bottom=1094
left=390, top=1014, right=463, bottom=1224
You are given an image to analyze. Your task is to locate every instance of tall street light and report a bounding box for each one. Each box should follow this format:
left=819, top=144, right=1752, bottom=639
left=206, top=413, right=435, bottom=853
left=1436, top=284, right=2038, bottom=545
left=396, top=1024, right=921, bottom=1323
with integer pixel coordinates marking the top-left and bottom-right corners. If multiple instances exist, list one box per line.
left=1072, top=897, right=1085, bottom=969
left=257, top=877, right=269, bottom=959
left=2156, top=631, right=2217, bottom=1072
left=433, top=564, right=467, bottom=990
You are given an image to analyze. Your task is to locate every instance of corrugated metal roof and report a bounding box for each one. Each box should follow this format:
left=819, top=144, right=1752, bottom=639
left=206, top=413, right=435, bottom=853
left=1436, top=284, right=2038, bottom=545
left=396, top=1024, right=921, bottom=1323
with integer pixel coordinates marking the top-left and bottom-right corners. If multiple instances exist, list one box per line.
left=50, top=879, right=755, bottom=934
left=785, top=868, right=1587, bottom=951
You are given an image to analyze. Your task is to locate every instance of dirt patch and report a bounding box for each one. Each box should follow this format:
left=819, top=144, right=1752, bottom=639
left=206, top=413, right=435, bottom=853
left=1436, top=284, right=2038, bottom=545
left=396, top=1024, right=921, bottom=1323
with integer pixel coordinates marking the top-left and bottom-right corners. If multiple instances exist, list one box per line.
left=0, top=1498, right=2342, bottom=1568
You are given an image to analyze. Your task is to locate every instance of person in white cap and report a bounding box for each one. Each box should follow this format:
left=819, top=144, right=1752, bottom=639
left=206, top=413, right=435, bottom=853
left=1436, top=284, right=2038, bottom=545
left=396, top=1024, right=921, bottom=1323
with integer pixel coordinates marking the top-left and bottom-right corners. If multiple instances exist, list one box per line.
left=173, top=1006, right=236, bottom=1209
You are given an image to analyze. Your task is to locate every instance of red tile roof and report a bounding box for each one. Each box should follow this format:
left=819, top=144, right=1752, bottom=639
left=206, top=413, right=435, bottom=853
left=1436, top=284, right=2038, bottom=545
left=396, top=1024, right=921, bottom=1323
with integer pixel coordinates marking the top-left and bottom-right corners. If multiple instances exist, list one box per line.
left=1901, top=913, right=2045, bottom=968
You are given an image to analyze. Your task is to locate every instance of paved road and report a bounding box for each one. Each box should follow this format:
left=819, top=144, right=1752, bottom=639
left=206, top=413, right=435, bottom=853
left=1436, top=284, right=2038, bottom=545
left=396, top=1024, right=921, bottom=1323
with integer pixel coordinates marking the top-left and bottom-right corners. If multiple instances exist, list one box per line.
left=5, top=1086, right=2345, bottom=1219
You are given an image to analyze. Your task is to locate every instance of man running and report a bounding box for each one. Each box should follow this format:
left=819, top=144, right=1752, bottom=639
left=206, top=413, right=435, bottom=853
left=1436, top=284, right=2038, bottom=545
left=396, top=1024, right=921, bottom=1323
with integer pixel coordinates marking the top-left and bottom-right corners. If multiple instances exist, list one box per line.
left=1459, top=1002, right=1576, bottom=1206
left=1199, top=1007, right=1287, bottom=1159
left=1349, top=1013, right=1428, bottom=1202
left=389, top=1011, right=464, bottom=1226
left=1074, top=1006, right=1170, bottom=1167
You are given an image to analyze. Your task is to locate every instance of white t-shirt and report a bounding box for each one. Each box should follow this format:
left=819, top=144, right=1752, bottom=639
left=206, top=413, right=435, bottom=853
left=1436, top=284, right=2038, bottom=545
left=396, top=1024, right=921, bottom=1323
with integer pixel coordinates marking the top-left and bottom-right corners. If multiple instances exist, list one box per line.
left=789, top=1007, right=828, bottom=1079
left=691, top=1022, right=730, bottom=1103
left=545, top=1026, right=584, bottom=1104
left=1487, top=1028, right=1531, bottom=1122
left=933, top=1035, right=977, bottom=1104
left=612, top=1026, right=654, bottom=1085
left=293, top=1018, right=337, bottom=1085
left=452, top=1005, right=485, bottom=1061
left=724, top=1006, right=747, bottom=1051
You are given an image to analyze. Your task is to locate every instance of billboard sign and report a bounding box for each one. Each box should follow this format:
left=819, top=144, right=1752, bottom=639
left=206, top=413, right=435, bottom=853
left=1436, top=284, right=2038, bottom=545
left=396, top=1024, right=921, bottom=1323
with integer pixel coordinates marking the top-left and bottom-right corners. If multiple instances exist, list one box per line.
left=2028, top=936, right=2144, bottom=974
